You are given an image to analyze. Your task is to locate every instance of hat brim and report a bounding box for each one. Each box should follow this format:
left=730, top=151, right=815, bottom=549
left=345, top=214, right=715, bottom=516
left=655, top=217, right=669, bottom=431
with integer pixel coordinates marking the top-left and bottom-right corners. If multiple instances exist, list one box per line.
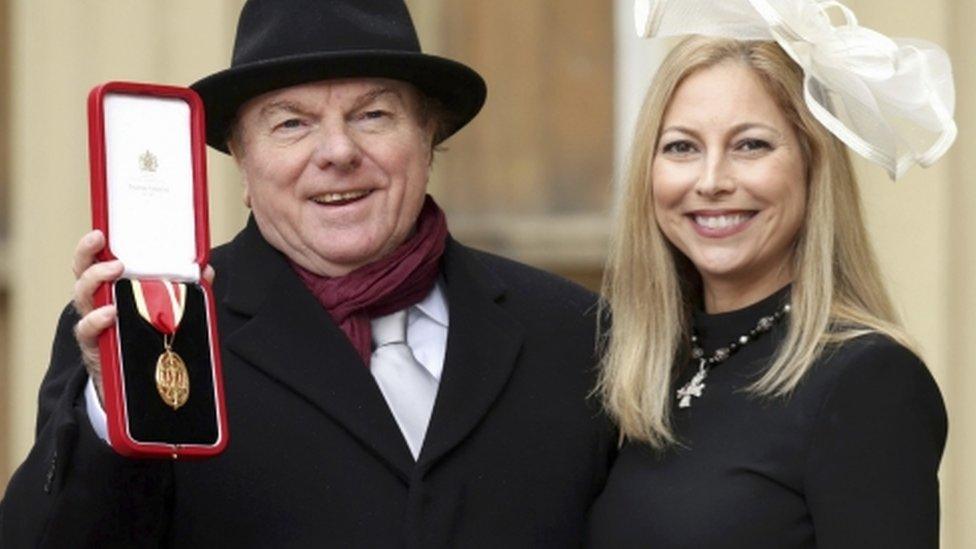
left=190, top=50, right=487, bottom=153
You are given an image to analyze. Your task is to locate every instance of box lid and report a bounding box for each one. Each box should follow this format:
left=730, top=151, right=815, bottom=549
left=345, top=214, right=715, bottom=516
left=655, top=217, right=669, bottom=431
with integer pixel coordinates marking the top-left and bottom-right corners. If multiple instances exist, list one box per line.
left=88, top=82, right=211, bottom=281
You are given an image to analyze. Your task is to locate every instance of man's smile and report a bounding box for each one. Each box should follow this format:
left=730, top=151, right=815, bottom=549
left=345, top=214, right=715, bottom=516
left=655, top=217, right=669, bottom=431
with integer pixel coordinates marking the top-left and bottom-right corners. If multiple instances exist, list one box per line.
left=310, top=189, right=373, bottom=206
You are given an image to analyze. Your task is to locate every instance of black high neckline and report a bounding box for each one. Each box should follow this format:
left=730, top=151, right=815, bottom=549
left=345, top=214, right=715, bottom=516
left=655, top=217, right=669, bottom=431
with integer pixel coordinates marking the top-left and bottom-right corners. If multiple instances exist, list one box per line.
left=692, top=284, right=791, bottom=353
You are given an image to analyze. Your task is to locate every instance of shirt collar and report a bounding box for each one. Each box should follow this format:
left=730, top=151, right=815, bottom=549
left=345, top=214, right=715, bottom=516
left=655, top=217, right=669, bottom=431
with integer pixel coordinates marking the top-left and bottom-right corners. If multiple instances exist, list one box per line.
left=411, top=280, right=449, bottom=328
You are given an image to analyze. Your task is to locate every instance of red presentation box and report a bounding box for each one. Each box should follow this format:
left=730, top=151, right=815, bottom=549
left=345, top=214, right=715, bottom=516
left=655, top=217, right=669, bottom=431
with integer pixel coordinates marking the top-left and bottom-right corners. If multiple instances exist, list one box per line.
left=87, top=81, right=228, bottom=459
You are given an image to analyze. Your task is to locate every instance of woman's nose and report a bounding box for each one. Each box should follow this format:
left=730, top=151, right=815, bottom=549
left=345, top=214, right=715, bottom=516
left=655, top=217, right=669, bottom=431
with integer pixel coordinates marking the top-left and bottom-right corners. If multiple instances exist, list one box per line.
left=694, top=153, right=735, bottom=197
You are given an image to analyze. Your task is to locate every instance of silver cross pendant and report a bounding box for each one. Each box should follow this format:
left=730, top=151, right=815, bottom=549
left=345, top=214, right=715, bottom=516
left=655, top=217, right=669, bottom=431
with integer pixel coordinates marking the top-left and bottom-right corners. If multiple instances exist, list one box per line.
left=676, top=359, right=708, bottom=409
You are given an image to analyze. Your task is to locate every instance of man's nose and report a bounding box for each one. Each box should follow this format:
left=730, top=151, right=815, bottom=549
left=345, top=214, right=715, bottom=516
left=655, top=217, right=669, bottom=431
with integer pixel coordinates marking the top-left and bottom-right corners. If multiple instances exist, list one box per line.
left=311, top=120, right=362, bottom=171
left=694, top=152, right=735, bottom=197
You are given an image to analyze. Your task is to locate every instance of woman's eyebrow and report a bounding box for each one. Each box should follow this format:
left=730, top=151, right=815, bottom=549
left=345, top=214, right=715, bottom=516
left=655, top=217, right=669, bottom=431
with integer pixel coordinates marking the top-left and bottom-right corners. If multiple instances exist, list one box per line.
left=659, top=123, right=783, bottom=139
left=660, top=125, right=699, bottom=138
left=729, top=122, right=783, bottom=137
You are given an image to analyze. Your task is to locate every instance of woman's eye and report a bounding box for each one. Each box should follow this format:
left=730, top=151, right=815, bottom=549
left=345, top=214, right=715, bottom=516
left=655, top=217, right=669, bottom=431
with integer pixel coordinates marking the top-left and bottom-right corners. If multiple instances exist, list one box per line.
left=737, top=138, right=772, bottom=152
left=662, top=140, right=697, bottom=155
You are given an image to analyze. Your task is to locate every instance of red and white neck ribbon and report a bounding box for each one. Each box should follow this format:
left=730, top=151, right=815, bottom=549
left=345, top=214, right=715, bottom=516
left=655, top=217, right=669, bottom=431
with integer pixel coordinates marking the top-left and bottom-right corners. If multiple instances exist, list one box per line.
left=131, top=279, right=187, bottom=335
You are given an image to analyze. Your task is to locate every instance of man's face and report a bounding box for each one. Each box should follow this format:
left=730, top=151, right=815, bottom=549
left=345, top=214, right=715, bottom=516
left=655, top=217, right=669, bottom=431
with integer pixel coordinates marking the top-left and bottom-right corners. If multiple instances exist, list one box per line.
left=233, top=78, right=434, bottom=276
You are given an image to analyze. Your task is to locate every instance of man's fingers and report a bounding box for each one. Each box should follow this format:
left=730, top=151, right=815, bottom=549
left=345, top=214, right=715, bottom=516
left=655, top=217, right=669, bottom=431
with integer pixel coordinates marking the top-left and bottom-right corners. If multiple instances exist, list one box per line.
left=203, top=265, right=216, bottom=284
left=75, top=304, right=116, bottom=345
left=74, top=305, right=116, bottom=374
left=72, top=260, right=124, bottom=315
left=72, top=230, right=106, bottom=279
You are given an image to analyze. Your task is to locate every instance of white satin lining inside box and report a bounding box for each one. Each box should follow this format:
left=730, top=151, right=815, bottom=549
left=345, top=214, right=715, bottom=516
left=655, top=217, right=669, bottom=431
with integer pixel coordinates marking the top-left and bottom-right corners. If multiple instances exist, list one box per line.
left=104, top=93, right=199, bottom=281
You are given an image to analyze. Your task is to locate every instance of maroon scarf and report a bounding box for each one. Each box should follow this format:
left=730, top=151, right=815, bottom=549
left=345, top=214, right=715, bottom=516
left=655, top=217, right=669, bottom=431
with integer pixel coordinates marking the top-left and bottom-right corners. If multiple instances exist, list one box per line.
left=291, top=195, right=448, bottom=366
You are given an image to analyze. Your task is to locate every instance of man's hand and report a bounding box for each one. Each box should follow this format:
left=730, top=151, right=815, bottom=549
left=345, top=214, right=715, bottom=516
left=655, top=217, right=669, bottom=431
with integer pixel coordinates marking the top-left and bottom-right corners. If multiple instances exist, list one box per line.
left=70, top=230, right=216, bottom=407
left=72, top=230, right=122, bottom=407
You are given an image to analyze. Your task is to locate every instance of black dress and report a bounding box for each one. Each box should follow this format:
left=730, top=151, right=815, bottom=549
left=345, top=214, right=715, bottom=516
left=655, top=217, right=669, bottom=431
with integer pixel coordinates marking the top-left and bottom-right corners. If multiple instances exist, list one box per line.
left=586, top=287, right=947, bottom=548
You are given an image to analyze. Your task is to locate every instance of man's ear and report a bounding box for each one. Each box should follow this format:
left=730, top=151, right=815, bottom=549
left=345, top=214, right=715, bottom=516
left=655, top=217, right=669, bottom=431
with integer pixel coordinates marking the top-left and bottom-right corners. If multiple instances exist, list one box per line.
left=227, top=136, right=253, bottom=208
left=227, top=135, right=242, bottom=161
left=426, top=123, right=438, bottom=167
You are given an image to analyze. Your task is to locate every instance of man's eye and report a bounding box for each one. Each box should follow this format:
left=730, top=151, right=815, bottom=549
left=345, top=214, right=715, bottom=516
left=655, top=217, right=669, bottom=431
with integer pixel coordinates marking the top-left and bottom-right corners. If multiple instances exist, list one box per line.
left=662, top=140, right=696, bottom=154
left=360, top=110, right=390, bottom=121
left=275, top=118, right=305, bottom=131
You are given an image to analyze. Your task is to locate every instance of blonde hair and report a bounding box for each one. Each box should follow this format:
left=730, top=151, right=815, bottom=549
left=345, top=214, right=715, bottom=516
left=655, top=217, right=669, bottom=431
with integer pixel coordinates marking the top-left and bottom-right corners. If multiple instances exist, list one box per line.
left=597, top=36, right=914, bottom=449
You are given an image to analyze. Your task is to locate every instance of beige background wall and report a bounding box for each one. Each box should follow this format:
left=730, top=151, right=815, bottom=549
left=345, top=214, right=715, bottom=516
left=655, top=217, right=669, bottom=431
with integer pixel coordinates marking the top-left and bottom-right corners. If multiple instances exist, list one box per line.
left=0, top=0, right=973, bottom=545
left=944, top=1, right=976, bottom=546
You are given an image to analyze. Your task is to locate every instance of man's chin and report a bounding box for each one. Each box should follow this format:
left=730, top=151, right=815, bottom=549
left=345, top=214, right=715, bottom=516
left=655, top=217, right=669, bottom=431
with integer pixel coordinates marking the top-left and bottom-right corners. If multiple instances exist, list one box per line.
left=299, top=242, right=389, bottom=277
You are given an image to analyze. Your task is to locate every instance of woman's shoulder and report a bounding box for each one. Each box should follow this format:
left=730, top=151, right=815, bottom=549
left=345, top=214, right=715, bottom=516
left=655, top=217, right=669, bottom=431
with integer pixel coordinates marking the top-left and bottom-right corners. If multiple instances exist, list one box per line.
left=804, top=331, right=946, bottom=445
left=797, top=337, right=946, bottom=548
left=813, top=332, right=934, bottom=394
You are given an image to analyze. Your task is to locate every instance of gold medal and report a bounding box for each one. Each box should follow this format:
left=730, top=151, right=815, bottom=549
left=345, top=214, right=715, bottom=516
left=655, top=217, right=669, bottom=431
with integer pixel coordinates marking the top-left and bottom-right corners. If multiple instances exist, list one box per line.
left=132, top=280, right=191, bottom=410
left=156, top=346, right=190, bottom=410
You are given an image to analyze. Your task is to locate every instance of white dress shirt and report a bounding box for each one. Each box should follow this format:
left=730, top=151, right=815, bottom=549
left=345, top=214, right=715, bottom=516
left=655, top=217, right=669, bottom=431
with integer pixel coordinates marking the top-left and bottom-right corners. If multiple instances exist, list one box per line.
left=85, top=283, right=450, bottom=444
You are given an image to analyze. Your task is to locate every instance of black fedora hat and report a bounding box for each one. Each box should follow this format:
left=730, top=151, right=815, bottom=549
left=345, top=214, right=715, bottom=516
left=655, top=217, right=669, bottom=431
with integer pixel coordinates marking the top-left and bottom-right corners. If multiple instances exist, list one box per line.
left=191, top=0, right=487, bottom=153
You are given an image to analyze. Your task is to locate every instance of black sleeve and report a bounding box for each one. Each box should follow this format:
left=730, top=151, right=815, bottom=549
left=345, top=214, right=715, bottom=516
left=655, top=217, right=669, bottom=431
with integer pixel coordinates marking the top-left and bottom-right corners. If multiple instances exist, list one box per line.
left=804, top=339, right=947, bottom=548
left=0, top=305, right=173, bottom=548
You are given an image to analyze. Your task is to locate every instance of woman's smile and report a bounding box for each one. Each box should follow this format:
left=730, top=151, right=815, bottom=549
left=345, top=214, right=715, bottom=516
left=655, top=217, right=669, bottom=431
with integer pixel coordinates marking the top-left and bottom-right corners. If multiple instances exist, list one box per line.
left=687, top=209, right=758, bottom=238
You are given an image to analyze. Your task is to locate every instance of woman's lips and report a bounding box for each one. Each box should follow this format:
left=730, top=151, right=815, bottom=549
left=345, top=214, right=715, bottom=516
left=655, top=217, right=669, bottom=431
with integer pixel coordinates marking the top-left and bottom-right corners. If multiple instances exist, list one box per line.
left=687, top=210, right=757, bottom=238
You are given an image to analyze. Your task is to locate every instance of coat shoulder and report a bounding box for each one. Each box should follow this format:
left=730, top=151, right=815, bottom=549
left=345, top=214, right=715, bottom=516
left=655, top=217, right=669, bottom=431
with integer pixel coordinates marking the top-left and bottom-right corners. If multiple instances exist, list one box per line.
left=458, top=244, right=599, bottom=315
left=209, top=235, right=238, bottom=270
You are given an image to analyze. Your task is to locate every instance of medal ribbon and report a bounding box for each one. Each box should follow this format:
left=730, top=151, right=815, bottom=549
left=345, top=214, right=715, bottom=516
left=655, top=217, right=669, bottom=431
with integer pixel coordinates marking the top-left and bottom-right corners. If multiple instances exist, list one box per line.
left=131, top=279, right=187, bottom=335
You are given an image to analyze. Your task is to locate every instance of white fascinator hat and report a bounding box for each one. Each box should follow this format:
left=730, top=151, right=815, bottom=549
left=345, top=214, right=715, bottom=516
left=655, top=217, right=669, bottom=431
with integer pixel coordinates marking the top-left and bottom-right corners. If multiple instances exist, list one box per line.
left=634, top=0, right=957, bottom=180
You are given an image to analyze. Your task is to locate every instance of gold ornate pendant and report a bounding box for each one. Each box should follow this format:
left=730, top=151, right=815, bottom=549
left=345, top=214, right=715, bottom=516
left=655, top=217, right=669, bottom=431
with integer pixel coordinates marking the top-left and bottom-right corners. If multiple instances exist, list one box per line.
left=132, top=280, right=191, bottom=411
left=156, top=349, right=190, bottom=410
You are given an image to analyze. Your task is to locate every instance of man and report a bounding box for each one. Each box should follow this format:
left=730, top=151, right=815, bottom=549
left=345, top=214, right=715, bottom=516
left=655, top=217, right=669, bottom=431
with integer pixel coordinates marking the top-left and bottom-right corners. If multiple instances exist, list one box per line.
left=0, top=0, right=615, bottom=546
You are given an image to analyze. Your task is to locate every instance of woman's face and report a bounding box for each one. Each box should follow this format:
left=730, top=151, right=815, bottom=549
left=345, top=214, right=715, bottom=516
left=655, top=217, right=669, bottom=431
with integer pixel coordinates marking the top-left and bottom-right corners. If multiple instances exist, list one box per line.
left=652, top=61, right=807, bottom=309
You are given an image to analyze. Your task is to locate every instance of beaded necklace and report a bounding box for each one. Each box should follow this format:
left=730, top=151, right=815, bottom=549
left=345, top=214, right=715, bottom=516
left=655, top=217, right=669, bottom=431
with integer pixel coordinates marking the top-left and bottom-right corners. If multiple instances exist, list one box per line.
left=676, top=303, right=791, bottom=409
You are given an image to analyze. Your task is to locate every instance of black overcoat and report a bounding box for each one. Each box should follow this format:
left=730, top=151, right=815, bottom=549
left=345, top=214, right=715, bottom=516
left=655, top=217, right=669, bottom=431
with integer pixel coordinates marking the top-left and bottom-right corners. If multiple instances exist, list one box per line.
left=0, top=219, right=616, bottom=548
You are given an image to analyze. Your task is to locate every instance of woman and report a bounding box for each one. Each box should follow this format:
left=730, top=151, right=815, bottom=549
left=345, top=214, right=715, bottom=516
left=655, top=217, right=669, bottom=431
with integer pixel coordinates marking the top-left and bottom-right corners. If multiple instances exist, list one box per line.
left=587, top=29, right=949, bottom=549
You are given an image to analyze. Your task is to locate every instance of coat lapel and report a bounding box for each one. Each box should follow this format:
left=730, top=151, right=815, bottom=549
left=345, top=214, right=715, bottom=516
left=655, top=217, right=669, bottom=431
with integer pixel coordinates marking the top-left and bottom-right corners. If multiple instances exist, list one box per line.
left=417, top=239, right=525, bottom=471
left=220, top=219, right=415, bottom=480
